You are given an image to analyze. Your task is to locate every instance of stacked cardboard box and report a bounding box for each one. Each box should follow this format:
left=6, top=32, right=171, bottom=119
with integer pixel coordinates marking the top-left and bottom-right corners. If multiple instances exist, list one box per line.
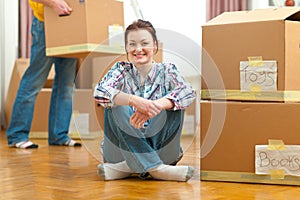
left=5, top=59, right=53, bottom=132
left=201, top=7, right=300, bottom=185
left=4, top=59, right=99, bottom=137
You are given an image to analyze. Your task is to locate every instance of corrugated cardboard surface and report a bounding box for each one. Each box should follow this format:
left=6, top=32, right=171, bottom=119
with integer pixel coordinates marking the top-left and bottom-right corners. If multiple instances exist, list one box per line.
left=201, top=7, right=300, bottom=91
left=205, top=7, right=300, bottom=25
left=201, top=100, right=300, bottom=173
left=73, top=89, right=99, bottom=132
left=4, top=59, right=54, bottom=131
left=44, top=0, right=124, bottom=58
left=4, top=59, right=98, bottom=133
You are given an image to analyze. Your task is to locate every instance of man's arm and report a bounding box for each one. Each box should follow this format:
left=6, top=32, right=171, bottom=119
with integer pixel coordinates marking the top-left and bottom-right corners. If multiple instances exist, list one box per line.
left=31, top=0, right=72, bottom=16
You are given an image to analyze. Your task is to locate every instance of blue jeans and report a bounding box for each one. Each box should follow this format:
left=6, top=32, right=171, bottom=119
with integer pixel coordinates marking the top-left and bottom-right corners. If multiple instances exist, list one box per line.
left=6, top=17, right=77, bottom=145
left=102, top=106, right=184, bottom=173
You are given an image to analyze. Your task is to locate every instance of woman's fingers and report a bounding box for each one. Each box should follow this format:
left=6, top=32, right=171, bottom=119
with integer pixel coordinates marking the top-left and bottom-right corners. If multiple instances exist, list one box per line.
left=130, top=112, right=149, bottom=129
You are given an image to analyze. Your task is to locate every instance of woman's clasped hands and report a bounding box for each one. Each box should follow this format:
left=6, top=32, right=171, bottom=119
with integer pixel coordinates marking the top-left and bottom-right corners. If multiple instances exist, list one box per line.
left=129, top=95, right=163, bottom=129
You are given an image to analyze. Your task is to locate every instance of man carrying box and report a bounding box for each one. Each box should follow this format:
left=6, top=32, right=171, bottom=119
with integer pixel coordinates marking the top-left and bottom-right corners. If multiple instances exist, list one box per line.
left=6, top=0, right=81, bottom=148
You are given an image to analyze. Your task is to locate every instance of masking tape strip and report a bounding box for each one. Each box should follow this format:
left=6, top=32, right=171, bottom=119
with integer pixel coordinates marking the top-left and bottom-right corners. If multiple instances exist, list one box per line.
left=111, top=24, right=122, bottom=30
left=72, top=110, right=80, bottom=117
left=200, top=170, right=300, bottom=185
left=269, top=169, right=285, bottom=180
left=248, top=56, right=264, bottom=67
left=249, top=85, right=262, bottom=93
left=201, top=89, right=300, bottom=102
left=46, top=43, right=125, bottom=56
left=268, top=139, right=286, bottom=151
left=268, top=140, right=286, bottom=179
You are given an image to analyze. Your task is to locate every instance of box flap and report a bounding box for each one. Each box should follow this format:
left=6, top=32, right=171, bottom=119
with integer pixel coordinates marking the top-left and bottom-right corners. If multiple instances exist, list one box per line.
left=204, top=7, right=300, bottom=26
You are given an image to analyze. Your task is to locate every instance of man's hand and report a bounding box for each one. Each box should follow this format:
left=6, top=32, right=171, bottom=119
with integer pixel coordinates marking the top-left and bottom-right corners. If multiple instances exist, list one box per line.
left=32, top=0, right=72, bottom=16
left=51, top=0, right=72, bottom=16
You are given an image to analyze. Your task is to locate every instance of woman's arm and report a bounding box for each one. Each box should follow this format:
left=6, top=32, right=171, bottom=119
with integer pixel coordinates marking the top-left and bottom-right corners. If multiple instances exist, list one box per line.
left=94, top=63, right=128, bottom=108
left=164, top=64, right=196, bottom=110
left=154, top=98, right=174, bottom=110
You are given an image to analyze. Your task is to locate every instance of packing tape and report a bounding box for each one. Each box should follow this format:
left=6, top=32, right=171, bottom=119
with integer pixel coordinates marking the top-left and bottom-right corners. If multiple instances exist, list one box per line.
left=72, top=110, right=80, bottom=117
left=201, top=89, right=300, bottom=102
left=46, top=43, right=124, bottom=56
left=111, top=24, right=122, bottom=31
left=248, top=56, right=263, bottom=67
left=249, top=85, right=262, bottom=93
left=269, top=169, right=285, bottom=180
left=268, top=140, right=286, bottom=179
left=268, top=139, right=286, bottom=151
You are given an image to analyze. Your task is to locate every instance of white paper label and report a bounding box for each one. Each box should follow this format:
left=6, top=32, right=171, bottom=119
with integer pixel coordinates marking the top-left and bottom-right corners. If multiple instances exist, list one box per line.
left=240, top=61, right=277, bottom=92
left=108, top=25, right=124, bottom=47
left=255, top=145, right=300, bottom=177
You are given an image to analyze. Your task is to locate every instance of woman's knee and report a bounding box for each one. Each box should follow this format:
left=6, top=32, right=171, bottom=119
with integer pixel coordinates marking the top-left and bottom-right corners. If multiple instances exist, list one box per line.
left=105, top=106, right=136, bottom=134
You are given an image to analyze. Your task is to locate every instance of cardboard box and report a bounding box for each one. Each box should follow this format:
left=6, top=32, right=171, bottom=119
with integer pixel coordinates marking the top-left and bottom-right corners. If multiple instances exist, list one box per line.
left=5, top=59, right=54, bottom=131
left=201, top=100, right=300, bottom=185
left=73, top=89, right=99, bottom=132
left=44, top=0, right=124, bottom=58
left=201, top=7, right=300, bottom=92
left=5, top=59, right=98, bottom=133
left=28, top=88, right=99, bottom=133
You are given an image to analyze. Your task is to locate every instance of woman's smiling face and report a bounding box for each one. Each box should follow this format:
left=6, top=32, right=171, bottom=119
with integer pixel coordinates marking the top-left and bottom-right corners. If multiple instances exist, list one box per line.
left=126, top=29, right=157, bottom=68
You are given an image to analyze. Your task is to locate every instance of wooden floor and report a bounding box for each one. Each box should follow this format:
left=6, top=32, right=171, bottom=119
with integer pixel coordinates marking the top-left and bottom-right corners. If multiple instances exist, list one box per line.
left=1, top=130, right=300, bottom=200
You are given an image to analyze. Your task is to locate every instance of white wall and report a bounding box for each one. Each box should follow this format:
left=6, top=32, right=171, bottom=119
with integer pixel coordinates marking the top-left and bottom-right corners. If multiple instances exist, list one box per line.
left=123, top=0, right=205, bottom=57
left=124, top=0, right=205, bottom=45
left=248, top=0, right=300, bottom=8
left=0, top=0, right=19, bottom=128
left=123, top=0, right=205, bottom=85
left=249, top=0, right=270, bottom=9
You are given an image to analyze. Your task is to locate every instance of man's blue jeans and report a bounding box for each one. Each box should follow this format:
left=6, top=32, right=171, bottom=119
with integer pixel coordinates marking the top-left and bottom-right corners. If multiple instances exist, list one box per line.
left=6, top=17, right=77, bottom=145
left=102, top=106, right=184, bottom=173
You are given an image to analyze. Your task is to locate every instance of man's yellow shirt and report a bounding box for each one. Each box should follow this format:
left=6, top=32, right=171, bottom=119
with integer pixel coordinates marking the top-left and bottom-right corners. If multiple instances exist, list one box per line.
left=28, top=0, right=44, bottom=21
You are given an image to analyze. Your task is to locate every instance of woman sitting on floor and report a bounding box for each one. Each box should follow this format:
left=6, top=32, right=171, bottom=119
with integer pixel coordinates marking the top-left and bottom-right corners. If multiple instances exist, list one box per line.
left=94, top=19, right=195, bottom=182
